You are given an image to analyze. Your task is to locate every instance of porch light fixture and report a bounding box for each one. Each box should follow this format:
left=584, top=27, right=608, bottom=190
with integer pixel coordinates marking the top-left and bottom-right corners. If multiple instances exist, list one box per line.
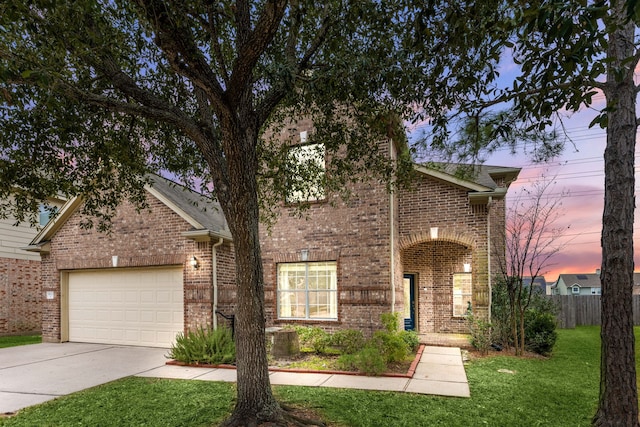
left=190, top=256, right=199, bottom=269
left=463, top=263, right=471, bottom=273
left=430, top=227, right=438, bottom=240
left=300, top=249, right=309, bottom=261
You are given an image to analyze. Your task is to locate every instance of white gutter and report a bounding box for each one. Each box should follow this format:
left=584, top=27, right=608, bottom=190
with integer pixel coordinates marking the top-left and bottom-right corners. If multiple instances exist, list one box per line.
left=212, top=237, right=224, bottom=329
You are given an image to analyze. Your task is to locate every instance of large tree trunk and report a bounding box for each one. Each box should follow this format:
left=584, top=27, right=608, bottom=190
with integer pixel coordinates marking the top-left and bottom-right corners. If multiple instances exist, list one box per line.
left=593, top=4, right=639, bottom=425
left=216, top=115, right=281, bottom=426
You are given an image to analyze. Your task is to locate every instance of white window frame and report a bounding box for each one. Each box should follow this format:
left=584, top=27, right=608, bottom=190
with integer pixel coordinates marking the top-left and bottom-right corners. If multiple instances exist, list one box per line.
left=452, top=273, right=473, bottom=317
left=286, top=143, right=325, bottom=203
left=572, top=285, right=581, bottom=294
left=277, top=261, right=337, bottom=320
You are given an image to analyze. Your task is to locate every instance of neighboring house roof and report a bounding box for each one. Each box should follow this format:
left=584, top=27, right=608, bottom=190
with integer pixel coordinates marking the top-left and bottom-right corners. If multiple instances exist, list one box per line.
left=557, top=272, right=640, bottom=289
left=25, top=174, right=231, bottom=253
left=413, top=162, right=521, bottom=204
left=523, top=276, right=548, bottom=291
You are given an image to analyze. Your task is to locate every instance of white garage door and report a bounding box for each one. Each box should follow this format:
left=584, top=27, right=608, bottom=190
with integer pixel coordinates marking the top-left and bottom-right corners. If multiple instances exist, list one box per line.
left=68, top=267, right=184, bottom=348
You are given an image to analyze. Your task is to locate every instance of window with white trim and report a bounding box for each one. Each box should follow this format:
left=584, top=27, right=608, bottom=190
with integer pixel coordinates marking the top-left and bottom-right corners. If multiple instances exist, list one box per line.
left=591, top=288, right=601, bottom=295
left=572, top=285, right=581, bottom=294
left=452, top=273, right=473, bottom=317
left=286, top=143, right=325, bottom=203
left=277, top=261, right=337, bottom=320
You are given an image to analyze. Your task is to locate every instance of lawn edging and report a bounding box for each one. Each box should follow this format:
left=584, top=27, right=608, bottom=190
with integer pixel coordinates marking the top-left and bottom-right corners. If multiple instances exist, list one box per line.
left=166, top=344, right=426, bottom=378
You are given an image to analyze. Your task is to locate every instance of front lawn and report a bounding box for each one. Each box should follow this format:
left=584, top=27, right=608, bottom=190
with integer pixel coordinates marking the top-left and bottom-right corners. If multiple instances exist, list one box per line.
left=0, top=327, right=624, bottom=426
left=0, top=335, right=41, bottom=349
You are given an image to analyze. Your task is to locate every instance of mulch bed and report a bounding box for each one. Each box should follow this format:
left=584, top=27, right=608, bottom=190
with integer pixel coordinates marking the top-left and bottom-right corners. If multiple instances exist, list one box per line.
left=167, top=344, right=425, bottom=378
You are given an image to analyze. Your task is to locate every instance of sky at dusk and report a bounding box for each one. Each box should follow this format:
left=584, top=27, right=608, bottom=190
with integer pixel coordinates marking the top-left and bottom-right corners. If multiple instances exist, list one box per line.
left=408, top=56, right=639, bottom=284
left=485, top=107, right=618, bottom=283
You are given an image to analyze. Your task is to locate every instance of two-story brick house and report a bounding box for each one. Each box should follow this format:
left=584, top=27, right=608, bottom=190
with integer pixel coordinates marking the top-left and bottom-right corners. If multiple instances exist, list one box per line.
left=28, top=127, right=518, bottom=347
left=261, top=129, right=518, bottom=337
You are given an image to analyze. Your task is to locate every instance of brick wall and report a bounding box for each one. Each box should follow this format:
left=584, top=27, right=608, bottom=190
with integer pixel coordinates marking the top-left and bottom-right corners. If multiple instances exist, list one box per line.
left=260, top=123, right=396, bottom=333
left=40, top=193, right=218, bottom=343
left=260, top=176, right=393, bottom=334
left=0, top=257, right=41, bottom=335
left=398, top=172, right=497, bottom=332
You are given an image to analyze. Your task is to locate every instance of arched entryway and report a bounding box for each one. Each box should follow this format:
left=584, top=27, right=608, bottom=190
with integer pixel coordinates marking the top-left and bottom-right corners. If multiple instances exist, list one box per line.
left=399, top=228, right=486, bottom=335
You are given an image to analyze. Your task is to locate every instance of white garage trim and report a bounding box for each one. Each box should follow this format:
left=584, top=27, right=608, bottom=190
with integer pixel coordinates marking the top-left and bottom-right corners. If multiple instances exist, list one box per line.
left=63, top=267, right=184, bottom=348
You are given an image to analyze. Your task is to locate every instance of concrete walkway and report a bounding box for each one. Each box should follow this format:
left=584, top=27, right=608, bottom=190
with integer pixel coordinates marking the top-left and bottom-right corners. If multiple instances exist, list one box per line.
left=138, top=345, right=470, bottom=398
left=0, top=343, right=468, bottom=415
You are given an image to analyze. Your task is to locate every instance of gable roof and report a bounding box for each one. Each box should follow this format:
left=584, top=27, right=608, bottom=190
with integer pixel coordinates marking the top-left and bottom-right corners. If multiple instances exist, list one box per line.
left=25, top=174, right=231, bottom=253
left=557, top=273, right=640, bottom=289
left=145, top=175, right=229, bottom=237
left=413, top=162, right=520, bottom=204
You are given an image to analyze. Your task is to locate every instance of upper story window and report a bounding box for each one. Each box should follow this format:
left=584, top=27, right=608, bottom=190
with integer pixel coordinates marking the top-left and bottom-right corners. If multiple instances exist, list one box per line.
left=286, top=142, right=325, bottom=204
left=572, top=285, right=581, bottom=294
left=277, top=261, right=337, bottom=320
left=39, top=204, right=57, bottom=227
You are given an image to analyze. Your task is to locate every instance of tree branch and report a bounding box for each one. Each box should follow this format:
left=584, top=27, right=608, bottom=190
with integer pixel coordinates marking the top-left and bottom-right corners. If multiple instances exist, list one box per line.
left=57, top=79, right=207, bottom=144
left=256, top=4, right=335, bottom=127
left=227, top=0, right=287, bottom=105
left=136, top=0, right=227, bottom=114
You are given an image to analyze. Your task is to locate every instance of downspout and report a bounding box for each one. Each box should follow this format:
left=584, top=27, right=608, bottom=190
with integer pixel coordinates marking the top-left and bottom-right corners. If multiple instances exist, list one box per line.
left=390, top=187, right=396, bottom=313
left=487, top=196, right=493, bottom=322
left=389, top=139, right=396, bottom=314
left=212, top=237, right=224, bottom=329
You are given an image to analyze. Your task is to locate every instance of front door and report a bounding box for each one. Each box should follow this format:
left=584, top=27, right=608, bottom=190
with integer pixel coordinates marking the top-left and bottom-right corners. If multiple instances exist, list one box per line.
left=403, top=274, right=416, bottom=331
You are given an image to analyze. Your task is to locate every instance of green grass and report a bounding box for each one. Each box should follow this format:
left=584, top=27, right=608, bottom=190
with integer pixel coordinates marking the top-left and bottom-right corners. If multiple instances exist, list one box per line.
left=0, top=327, right=627, bottom=426
left=0, top=335, right=41, bottom=349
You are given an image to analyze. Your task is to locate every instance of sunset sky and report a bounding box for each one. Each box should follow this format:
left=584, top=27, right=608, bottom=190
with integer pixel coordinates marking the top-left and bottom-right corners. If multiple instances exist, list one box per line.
left=409, top=58, right=639, bottom=284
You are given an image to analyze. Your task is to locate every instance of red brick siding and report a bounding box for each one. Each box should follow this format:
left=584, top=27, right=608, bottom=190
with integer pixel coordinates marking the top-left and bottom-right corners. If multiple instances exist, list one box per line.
left=398, top=173, right=495, bottom=331
left=260, top=169, right=394, bottom=334
left=41, top=193, right=218, bottom=343
left=0, top=258, right=41, bottom=335
left=402, top=242, right=472, bottom=333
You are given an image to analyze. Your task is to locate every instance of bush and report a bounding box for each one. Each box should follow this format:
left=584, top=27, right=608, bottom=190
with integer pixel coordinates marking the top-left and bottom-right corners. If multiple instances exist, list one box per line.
left=331, top=329, right=365, bottom=354
left=524, top=310, right=558, bottom=356
left=371, top=330, right=410, bottom=363
left=380, top=312, right=401, bottom=333
left=467, top=315, right=492, bottom=355
left=337, top=346, right=387, bottom=376
left=293, top=326, right=331, bottom=354
left=168, top=326, right=235, bottom=365
left=491, top=276, right=559, bottom=355
left=398, top=330, right=420, bottom=352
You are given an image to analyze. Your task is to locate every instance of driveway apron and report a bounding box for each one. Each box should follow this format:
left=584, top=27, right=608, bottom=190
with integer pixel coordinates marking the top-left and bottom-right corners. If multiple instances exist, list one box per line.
left=0, top=343, right=168, bottom=414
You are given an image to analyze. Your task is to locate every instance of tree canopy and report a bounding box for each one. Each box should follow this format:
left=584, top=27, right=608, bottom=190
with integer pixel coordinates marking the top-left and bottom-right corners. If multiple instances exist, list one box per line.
left=1, top=1, right=510, bottom=425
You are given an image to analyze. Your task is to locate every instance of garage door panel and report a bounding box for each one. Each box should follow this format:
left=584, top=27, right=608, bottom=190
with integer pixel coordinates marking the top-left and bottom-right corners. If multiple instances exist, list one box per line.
left=68, top=268, right=184, bottom=348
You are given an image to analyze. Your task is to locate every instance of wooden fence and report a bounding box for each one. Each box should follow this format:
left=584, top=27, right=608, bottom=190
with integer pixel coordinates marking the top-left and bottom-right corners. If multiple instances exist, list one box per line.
left=548, top=295, right=640, bottom=328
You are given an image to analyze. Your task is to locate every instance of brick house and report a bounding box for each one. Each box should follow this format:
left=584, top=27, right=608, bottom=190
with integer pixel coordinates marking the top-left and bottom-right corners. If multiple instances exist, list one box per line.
left=261, top=133, right=519, bottom=337
left=0, top=197, right=64, bottom=336
left=28, top=133, right=518, bottom=347
left=26, top=177, right=236, bottom=347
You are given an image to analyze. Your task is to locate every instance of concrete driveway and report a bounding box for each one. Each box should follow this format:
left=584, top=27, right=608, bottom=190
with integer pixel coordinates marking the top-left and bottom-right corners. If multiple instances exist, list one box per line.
left=0, top=342, right=168, bottom=414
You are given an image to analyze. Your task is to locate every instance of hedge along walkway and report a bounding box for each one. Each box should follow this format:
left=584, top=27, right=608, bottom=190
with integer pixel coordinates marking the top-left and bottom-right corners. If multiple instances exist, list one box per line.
left=139, top=345, right=470, bottom=398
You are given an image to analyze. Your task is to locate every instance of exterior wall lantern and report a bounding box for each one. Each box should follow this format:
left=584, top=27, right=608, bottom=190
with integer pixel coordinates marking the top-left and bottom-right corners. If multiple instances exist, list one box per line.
left=190, top=256, right=199, bottom=269
left=463, top=263, right=471, bottom=273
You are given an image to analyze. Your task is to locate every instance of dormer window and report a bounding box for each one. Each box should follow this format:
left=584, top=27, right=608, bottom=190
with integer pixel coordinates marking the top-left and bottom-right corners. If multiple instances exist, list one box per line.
left=572, top=285, right=581, bottom=295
